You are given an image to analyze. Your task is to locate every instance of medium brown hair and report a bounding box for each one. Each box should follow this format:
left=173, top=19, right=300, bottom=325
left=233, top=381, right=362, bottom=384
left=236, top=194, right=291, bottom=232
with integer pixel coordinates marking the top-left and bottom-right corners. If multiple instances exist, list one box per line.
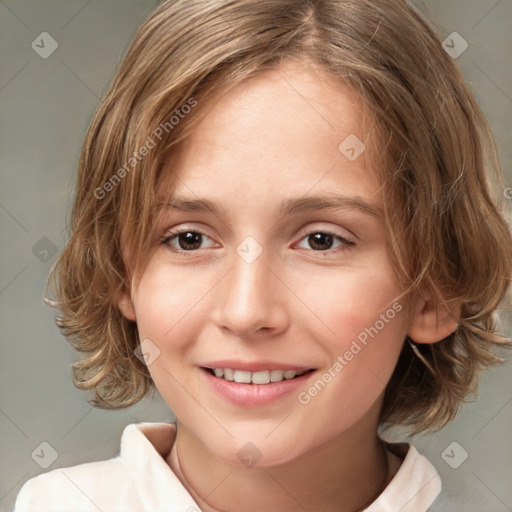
left=45, top=0, right=512, bottom=434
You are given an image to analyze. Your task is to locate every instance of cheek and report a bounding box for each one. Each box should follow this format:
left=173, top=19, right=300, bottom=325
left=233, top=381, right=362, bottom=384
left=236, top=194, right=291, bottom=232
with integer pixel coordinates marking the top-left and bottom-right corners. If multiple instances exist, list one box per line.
left=131, top=265, right=197, bottom=407
left=133, top=260, right=206, bottom=341
left=304, top=268, right=406, bottom=404
left=302, top=264, right=404, bottom=342
left=301, top=265, right=407, bottom=401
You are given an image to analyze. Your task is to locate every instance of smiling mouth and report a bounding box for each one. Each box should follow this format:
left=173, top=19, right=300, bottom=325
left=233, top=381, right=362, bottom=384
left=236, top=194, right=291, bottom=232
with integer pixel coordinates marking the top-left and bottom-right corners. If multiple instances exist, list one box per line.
left=202, top=367, right=316, bottom=384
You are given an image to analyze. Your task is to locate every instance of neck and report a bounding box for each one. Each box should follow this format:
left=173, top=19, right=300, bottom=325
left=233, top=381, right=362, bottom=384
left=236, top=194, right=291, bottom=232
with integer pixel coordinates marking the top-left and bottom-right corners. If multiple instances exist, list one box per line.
left=166, top=415, right=395, bottom=512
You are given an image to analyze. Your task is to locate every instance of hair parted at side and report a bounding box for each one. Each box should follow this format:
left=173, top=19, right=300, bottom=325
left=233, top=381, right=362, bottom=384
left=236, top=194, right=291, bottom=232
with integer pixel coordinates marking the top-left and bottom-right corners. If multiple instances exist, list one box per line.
left=45, top=0, right=512, bottom=434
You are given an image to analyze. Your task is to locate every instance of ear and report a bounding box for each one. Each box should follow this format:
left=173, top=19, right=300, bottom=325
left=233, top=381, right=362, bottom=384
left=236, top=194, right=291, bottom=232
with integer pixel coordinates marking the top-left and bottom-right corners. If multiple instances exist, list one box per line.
left=407, top=285, right=460, bottom=344
left=116, top=287, right=136, bottom=322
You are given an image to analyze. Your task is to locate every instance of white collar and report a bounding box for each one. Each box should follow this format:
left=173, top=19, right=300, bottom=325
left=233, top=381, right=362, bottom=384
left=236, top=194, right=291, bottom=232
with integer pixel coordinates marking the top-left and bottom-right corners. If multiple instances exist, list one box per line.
left=121, top=422, right=199, bottom=510
left=366, top=440, right=441, bottom=511
left=120, top=422, right=441, bottom=512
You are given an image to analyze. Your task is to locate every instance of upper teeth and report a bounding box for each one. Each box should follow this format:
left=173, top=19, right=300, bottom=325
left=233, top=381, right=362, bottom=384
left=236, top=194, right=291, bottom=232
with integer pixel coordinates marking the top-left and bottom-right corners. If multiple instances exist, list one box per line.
left=212, top=368, right=309, bottom=384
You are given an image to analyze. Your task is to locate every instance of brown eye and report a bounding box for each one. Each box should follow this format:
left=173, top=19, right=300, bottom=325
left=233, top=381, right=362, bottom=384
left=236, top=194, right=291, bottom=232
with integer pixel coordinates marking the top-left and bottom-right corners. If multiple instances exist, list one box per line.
left=161, top=230, right=214, bottom=251
left=176, top=231, right=202, bottom=250
left=307, top=233, right=335, bottom=251
left=296, top=231, right=355, bottom=253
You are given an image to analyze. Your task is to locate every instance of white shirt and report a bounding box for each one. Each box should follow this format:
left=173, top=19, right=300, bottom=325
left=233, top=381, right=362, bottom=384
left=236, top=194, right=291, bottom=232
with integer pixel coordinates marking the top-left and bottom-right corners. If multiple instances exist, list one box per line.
left=14, top=422, right=442, bottom=512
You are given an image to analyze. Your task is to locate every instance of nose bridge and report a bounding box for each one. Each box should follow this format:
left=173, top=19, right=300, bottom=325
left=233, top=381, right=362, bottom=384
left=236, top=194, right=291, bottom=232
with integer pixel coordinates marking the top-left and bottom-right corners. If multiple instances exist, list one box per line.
left=214, top=238, right=285, bottom=335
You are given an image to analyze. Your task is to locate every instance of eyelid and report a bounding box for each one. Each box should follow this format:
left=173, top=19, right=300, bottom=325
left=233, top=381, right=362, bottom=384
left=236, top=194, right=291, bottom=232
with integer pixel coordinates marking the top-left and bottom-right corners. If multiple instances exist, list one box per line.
left=296, top=223, right=356, bottom=243
left=162, top=222, right=216, bottom=239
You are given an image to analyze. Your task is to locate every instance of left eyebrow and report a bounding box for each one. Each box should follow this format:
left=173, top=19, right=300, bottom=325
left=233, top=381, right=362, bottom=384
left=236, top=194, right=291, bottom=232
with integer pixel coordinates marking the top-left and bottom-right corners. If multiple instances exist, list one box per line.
left=279, top=194, right=383, bottom=220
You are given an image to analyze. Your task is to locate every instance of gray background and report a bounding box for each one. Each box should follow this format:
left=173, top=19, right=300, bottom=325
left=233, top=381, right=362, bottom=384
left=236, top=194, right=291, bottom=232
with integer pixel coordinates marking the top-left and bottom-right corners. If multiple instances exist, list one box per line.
left=1, top=1, right=511, bottom=511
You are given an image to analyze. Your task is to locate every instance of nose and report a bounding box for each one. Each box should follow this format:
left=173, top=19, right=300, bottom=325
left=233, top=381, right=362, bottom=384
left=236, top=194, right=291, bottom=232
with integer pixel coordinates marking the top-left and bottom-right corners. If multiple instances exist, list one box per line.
left=211, top=245, right=289, bottom=340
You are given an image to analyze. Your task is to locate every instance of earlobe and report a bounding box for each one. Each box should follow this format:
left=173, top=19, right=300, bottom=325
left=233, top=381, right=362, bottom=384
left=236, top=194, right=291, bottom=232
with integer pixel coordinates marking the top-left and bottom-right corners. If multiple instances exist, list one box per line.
left=407, top=286, right=460, bottom=344
left=116, top=288, right=136, bottom=322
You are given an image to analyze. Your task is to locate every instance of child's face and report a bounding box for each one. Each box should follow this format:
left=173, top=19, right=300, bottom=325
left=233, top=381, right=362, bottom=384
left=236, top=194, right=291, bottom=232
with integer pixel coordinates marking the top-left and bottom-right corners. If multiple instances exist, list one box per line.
left=121, top=59, right=412, bottom=466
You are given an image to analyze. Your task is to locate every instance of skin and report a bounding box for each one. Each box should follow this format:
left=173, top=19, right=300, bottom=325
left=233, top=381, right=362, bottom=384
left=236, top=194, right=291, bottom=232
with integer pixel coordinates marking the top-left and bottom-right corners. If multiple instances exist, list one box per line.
left=118, top=58, right=458, bottom=512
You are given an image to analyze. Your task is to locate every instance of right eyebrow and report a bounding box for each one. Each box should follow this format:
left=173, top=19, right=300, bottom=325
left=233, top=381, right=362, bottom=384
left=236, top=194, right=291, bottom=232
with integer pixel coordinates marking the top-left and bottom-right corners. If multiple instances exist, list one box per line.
left=162, top=198, right=226, bottom=216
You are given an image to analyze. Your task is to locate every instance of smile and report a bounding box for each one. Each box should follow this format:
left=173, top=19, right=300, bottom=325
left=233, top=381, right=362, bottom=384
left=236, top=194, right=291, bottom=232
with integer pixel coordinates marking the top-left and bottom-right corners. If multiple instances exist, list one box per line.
left=200, top=365, right=317, bottom=406
left=203, top=367, right=314, bottom=384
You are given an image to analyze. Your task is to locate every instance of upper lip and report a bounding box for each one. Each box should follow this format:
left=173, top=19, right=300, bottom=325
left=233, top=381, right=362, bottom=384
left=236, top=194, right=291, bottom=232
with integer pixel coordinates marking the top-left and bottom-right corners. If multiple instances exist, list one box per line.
left=201, top=360, right=315, bottom=372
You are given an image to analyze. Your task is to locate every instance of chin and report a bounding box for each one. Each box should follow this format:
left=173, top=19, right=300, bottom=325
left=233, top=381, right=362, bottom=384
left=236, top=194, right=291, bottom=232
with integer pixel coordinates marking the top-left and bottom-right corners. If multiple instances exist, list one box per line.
left=211, top=435, right=308, bottom=469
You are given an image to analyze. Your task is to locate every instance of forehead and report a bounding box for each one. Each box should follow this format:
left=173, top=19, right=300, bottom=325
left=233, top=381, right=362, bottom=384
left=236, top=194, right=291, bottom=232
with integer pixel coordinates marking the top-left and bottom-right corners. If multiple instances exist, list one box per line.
left=185, top=59, right=363, bottom=149
left=158, top=59, right=382, bottom=210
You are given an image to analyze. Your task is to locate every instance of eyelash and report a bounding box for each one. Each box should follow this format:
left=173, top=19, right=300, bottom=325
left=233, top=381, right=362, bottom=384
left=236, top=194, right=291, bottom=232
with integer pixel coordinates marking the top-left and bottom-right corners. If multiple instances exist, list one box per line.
left=160, top=228, right=355, bottom=256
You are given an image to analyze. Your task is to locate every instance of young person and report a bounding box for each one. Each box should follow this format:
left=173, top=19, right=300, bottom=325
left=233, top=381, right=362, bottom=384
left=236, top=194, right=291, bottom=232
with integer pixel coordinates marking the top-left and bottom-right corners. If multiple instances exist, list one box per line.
left=14, top=1, right=512, bottom=510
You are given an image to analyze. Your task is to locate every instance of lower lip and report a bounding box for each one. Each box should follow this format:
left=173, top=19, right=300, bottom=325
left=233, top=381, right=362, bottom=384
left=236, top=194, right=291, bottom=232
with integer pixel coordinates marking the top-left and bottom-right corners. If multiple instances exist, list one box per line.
left=201, top=368, right=315, bottom=406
